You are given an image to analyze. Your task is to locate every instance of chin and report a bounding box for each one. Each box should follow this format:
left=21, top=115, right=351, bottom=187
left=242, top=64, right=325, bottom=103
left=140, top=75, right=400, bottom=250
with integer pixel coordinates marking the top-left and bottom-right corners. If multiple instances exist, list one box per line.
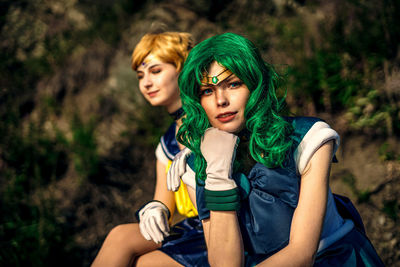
left=213, top=124, right=243, bottom=134
left=147, top=101, right=160, bottom=107
left=147, top=98, right=166, bottom=107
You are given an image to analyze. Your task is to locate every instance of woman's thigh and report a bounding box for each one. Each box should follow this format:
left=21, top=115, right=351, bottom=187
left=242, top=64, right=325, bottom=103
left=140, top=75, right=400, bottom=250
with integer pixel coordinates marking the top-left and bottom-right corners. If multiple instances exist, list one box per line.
left=134, top=250, right=183, bottom=267
left=107, top=223, right=159, bottom=253
left=92, top=223, right=160, bottom=267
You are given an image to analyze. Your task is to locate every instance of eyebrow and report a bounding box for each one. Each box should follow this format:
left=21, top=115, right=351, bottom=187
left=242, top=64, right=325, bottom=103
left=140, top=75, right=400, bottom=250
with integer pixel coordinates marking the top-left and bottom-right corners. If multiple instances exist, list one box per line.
left=138, top=63, right=162, bottom=72
left=200, top=84, right=212, bottom=89
left=223, top=75, right=239, bottom=83
left=148, top=63, right=161, bottom=69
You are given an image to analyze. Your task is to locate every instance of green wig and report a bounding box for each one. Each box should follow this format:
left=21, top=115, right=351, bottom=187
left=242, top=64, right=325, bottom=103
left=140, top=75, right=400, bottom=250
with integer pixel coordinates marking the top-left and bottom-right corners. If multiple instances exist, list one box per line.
left=177, top=32, right=293, bottom=184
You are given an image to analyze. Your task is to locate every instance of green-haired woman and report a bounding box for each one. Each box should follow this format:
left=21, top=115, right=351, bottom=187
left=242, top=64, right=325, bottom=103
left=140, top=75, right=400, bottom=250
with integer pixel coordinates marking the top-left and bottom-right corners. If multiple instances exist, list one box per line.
left=168, top=32, right=383, bottom=266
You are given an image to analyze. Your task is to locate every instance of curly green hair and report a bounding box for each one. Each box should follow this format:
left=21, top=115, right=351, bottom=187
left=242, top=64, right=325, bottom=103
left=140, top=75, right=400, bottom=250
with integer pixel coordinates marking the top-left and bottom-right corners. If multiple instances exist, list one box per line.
left=177, top=33, right=293, bottom=184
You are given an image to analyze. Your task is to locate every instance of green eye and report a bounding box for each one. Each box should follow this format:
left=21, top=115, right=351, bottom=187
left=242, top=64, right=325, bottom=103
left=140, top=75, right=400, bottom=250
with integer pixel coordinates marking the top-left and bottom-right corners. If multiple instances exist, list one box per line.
left=230, top=81, right=242, bottom=88
left=200, top=88, right=213, bottom=96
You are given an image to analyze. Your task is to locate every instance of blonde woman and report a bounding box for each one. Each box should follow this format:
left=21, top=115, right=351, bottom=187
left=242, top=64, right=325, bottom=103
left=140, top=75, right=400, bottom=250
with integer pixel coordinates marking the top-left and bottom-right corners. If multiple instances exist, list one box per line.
left=92, top=32, right=207, bottom=267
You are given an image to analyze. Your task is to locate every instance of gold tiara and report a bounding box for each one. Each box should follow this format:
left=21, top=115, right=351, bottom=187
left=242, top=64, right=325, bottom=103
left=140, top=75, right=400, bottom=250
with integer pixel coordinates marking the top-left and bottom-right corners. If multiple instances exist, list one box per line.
left=201, top=68, right=233, bottom=85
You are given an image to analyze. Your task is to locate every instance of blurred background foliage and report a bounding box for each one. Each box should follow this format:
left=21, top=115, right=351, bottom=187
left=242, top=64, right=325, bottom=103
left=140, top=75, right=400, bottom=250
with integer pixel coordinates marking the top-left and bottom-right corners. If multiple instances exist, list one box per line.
left=0, top=0, right=399, bottom=266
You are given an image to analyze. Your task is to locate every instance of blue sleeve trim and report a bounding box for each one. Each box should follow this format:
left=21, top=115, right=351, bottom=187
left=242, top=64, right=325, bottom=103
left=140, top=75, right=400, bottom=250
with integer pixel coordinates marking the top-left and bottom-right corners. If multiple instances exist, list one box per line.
left=160, top=122, right=180, bottom=160
left=287, top=116, right=339, bottom=164
left=286, top=116, right=323, bottom=146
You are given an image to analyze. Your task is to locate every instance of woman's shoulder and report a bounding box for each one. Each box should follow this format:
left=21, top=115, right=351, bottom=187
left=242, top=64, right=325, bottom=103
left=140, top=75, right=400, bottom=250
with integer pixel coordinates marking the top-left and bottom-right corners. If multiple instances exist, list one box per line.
left=285, top=116, right=328, bottom=139
left=285, top=116, right=340, bottom=175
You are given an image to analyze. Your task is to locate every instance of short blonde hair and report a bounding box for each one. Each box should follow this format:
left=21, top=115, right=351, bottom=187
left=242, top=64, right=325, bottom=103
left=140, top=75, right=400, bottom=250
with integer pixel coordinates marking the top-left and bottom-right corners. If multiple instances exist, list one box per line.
left=131, top=32, right=194, bottom=72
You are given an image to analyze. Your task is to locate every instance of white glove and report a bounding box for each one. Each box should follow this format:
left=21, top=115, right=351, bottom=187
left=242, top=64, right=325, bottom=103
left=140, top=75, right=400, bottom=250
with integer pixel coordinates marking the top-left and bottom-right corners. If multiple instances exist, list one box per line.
left=137, top=201, right=170, bottom=244
left=167, top=147, right=192, bottom=191
left=200, top=127, right=238, bottom=191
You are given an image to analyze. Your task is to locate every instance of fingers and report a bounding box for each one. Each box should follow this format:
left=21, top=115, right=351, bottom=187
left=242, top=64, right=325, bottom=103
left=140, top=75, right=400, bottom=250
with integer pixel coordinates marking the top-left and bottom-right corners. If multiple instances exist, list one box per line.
left=167, top=160, right=178, bottom=191
left=139, top=211, right=169, bottom=244
left=167, top=163, right=173, bottom=191
left=201, top=127, right=238, bottom=159
left=177, top=152, right=187, bottom=177
left=139, top=220, right=152, bottom=241
left=182, top=165, right=196, bottom=190
left=167, top=148, right=191, bottom=191
left=156, top=210, right=170, bottom=235
left=148, top=216, right=164, bottom=244
left=138, top=201, right=171, bottom=244
left=167, top=158, right=180, bottom=191
left=200, top=128, right=239, bottom=191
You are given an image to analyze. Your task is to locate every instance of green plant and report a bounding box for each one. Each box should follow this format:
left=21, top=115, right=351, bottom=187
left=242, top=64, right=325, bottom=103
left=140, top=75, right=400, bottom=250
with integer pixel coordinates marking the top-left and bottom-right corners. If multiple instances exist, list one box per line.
left=70, top=114, right=99, bottom=181
left=382, top=199, right=399, bottom=221
left=341, top=172, right=372, bottom=204
left=259, top=0, right=400, bottom=136
left=0, top=171, right=80, bottom=266
left=0, top=1, right=153, bottom=265
left=378, top=142, right=399, bottom=162
left=0, top=110, right=78, bottom=266
left=345, top=90, right=396, bottom=135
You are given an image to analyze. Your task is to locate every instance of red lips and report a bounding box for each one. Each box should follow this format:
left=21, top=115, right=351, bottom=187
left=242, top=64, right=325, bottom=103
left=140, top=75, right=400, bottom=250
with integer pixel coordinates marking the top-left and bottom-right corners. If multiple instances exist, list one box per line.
left=147, top=90, right=159, bottom=98
left=216, top=112, right=237, bottom=123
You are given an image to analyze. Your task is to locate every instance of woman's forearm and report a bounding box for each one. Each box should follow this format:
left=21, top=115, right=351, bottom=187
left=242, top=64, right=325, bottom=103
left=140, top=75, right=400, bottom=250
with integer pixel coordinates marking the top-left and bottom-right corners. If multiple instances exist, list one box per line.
left=208, top=210, right=244, bottom=267
left=256, top=243, right=315, bottom=267
left=154, top=159, right=176, bottom=215
left=257, top=142, right=333, bottom=267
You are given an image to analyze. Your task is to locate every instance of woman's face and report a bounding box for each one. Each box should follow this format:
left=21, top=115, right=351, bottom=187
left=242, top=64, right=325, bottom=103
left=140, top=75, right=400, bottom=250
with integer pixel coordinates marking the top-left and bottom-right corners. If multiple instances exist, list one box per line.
left=200, top=61, right=250, bottom=134
left=137, top=54, right=181, bottom=112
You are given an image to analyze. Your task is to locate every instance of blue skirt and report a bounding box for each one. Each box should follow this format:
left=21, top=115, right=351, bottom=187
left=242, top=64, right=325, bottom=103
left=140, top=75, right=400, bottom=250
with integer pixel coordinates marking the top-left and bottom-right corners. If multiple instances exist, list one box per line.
left=314, top=227, right=384, bottom=267
left=245, top=227, right=383, bottom=267
left=158, top=217, right=209, bottom=267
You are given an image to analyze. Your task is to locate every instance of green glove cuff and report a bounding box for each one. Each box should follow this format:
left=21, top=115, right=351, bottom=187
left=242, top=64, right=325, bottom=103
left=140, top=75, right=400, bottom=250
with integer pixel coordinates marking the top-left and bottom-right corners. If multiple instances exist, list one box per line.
left=204, top=188, right=240, bottom=211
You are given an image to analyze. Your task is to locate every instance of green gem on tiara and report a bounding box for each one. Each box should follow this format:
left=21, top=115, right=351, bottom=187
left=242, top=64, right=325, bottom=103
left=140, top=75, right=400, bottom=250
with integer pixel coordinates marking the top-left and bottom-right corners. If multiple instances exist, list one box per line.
left=212, top=76, right=218, bottom=84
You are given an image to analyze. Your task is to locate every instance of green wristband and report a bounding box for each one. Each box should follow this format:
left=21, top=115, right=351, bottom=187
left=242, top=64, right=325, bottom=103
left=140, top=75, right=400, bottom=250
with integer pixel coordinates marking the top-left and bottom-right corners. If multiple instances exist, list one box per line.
left=205, top=193, right=239, bottom=204
left=204, top=188, right=240, bottom=211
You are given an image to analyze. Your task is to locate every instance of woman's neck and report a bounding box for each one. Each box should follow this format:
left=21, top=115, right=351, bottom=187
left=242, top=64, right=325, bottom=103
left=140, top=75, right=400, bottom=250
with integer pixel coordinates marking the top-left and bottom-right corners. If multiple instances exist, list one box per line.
left=165, top=98, right=182, bottom=114
left=167, top=97, right=185, bottom=123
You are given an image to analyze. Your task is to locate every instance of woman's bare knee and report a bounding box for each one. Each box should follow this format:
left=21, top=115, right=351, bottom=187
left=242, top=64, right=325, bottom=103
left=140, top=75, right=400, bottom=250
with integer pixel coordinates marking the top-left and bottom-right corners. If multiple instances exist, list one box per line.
left=107, top=224, right=136, bottom=244
left=92, top=223, right=160, bottom=267
left=107, top=224, right=159, bottom=254
left=134, top=250, right=183, bottom=267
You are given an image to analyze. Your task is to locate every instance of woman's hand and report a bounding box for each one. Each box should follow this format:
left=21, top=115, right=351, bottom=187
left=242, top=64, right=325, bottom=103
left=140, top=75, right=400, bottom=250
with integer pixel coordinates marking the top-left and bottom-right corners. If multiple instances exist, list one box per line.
left=167, top=147, right=192, bottom=191
left=201, top=127, right=239, bottom=192
left=137, top=201, right=170, bottom=244
left=201, top=128, right=244, bottom=267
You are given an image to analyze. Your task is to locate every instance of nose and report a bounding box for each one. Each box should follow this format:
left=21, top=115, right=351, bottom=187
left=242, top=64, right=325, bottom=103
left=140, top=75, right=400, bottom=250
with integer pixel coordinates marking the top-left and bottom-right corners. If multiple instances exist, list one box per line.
left=215, top=88, right=229, bottom=107
left=142, top=74, right=152, bottom=89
